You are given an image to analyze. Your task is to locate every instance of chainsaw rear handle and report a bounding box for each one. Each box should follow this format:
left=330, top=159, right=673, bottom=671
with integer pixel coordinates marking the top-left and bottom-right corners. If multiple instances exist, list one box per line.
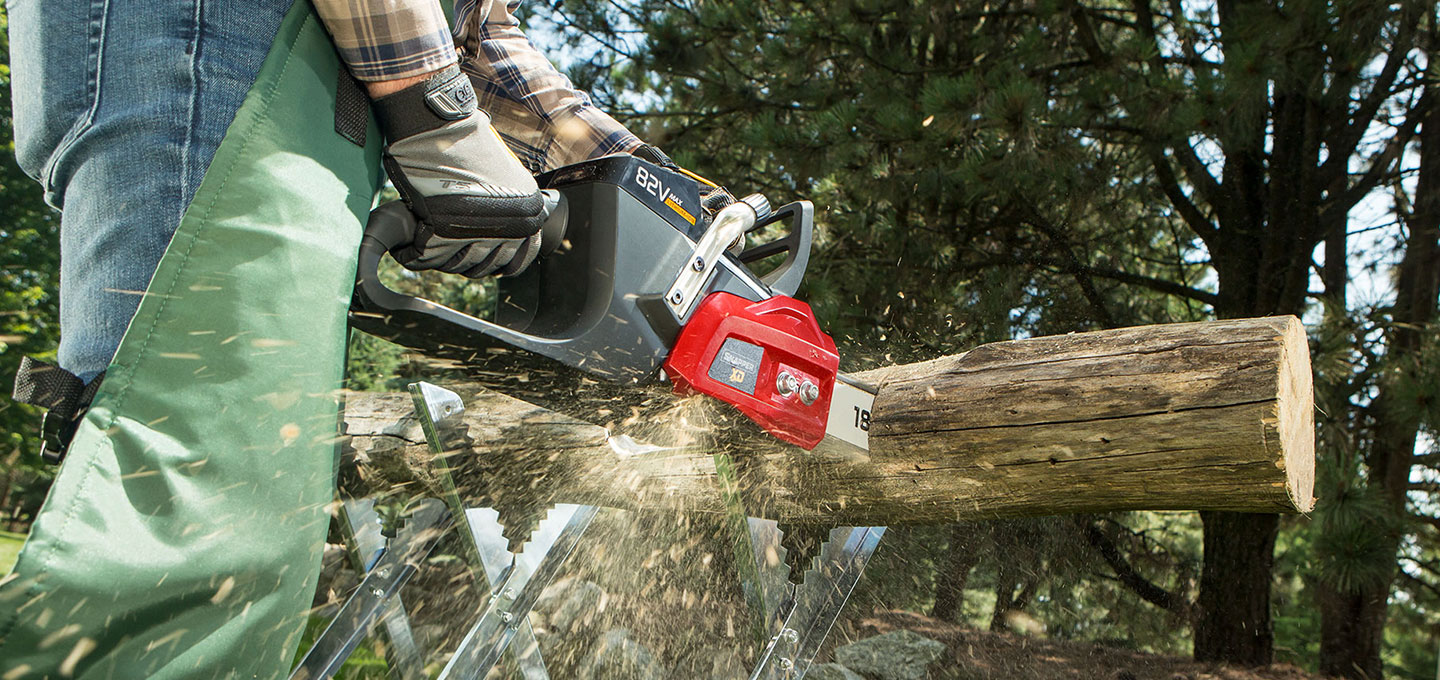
left=351, top=198, right=573, bottom=357
left=359, top=191, right=568, bottom=259
left=357, top=199, right=416, bottom=257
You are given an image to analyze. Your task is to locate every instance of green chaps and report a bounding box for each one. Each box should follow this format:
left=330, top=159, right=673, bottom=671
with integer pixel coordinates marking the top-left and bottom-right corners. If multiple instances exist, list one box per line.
left=0, top=2, right=383, bottom=677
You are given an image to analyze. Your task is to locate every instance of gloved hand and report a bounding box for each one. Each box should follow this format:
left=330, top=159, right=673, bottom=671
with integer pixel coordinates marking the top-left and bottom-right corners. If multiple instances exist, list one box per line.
left=632, top=144, right=737, bottom=223
left=371, top=64, right=546, bottom=278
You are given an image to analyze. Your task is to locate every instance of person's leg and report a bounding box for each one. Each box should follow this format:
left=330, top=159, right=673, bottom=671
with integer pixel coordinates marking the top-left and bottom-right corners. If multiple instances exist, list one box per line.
left=1, top=1, right=377, bottom=677
left=10, top=0, right=292, bottom=383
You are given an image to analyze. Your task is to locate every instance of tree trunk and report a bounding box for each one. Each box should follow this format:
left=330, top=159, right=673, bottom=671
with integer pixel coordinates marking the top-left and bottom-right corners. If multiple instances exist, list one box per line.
left=1319, top=585, right=1389, bottom=679
left=930, top=522, right=981, bottom=622
left=989, top=562, right=1023, bottom=632
left=1319, top=61, right=1440, bottom=679
left=341, top=316, right=1316, bottom=525
left=1194, top=510, right=1278, bottom=664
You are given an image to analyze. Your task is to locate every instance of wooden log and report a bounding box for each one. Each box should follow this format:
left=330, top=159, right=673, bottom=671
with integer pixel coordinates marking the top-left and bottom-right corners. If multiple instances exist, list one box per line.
left=340, top=316, right=1315, bottom=525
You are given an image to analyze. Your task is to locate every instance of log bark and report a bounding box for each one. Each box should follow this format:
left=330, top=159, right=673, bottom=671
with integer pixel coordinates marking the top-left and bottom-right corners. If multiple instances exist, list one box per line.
left=341, top=316, right=1315, bottom=525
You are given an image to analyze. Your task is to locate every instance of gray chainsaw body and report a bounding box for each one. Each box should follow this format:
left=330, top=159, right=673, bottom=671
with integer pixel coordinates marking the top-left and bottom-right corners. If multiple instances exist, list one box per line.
left=351, top=155, right=812, bottom=386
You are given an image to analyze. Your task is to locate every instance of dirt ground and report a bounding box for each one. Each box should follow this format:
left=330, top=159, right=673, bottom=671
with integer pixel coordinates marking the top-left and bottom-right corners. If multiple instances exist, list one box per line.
left=851, top=610, right=1327, bottom=680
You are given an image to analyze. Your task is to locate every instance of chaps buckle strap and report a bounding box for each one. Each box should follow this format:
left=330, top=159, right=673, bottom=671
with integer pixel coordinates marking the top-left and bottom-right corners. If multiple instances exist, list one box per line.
left=12, top=356, right=105, bottom=464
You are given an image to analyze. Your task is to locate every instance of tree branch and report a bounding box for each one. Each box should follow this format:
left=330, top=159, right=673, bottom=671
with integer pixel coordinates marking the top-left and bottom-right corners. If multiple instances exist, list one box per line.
left=1170, top=141, right=1227, bottom=218
left=1410, top=513, right=1440, bottom=532
left=1022, top=207, right=1118, bottom=327
left=1028, top=257, right=1221, bottom=307
left=1331, top=89, right=1431, bottom=214
left=1320, top=4, right=1423, bottom=185
left=1082, top=519, right=1190, bottom=614
left=1147, top=145, right=1221, bottom=247
left=1397, top=569, right=1440, bottom=602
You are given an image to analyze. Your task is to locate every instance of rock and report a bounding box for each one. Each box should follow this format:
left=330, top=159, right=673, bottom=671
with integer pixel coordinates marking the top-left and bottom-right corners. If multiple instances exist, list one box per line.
left=578, top=628, right=664, bottom=680
left=532, top=577, right=607, bottom=636
left=806, top=663, right=865, bottom=680
left=550, top=581, right=606, bottom=635
left=835, top=630, right=948, bottom=680
left=535, top=577, right=582, bottom=613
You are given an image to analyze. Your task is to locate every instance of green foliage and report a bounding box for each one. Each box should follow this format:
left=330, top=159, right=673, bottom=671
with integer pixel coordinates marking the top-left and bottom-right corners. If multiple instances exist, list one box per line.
left=1312, top=461, right=1405, bottom=595
left=344, top=331, right=408, bottom=393
left=1385, top=324, right=1440, bottom=435
left=1046, top=513, right=1200, bottom=652
left=628, top=0, right=1204, bottom=355
left=1272, top=516, right=1323, bottom=667
left=0, top=3, right=63, bottom=527
left=0, top=529, right=25, bottom=573
left=851, top=513, right=1204, bottom=655
left=1384, top=553, right=1440, bottom=680
left=291, top=615, right=391, bottom=679
left=529, top=0, right=1438, bottom=672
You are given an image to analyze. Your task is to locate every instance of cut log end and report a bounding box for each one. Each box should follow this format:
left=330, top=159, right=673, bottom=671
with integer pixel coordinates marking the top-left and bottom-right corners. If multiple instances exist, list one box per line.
left=1275, top=316, right=1316, bottom=513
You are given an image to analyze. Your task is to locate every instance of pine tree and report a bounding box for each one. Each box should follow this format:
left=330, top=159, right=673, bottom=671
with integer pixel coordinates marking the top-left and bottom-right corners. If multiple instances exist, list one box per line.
left=533, top=0, right=1434, bottom=670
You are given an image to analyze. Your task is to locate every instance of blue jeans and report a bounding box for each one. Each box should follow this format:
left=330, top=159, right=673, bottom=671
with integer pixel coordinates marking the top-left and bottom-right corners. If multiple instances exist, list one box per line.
left=9, top=0, right=295, bottom=383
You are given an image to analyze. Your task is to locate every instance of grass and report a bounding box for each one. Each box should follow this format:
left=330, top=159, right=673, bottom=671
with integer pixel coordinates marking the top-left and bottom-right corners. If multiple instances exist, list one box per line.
left=0, top=530, right=26, bottom=573
left=292, top=609, right=393, bottom=679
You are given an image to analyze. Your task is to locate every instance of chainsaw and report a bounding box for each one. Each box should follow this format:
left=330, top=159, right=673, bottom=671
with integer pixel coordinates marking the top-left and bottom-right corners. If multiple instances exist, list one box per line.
left=350, top=153, right=876, bottom=452
left=332, top=155, right=887, bottom=680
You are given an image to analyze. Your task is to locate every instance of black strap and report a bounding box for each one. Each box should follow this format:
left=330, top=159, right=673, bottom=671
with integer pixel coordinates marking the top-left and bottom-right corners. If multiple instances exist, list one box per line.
left=335, top=68, right=369, bottom=148
left=633, top=144, right=680, bottom=171
left=370, top=65, right=476, bottom=142
left=12, top=357, right=105, bottom=464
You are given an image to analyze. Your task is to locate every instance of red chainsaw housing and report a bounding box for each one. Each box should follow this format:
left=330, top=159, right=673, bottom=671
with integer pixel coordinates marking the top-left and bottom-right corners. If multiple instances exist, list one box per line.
left=663, top=292, right=840, bottom=449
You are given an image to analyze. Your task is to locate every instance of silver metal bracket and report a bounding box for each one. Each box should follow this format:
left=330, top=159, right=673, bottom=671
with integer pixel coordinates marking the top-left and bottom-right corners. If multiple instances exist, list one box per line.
left=292, top=382, right=583, bottom=680
left=716, top=449, right=887, bottom=680
left=664, top=196, right=766, bottom=319
left=409, top=382, right=587, bottom=680
left=289, top=498, right=452, bottom=680
left=748, top=525, right=886, bottom=679
left=439, top=503, right=598, bottom=679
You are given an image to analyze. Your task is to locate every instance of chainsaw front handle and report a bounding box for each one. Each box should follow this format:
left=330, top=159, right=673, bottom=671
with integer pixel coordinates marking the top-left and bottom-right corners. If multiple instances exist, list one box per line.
left=737, top=200, right=814, bottom=298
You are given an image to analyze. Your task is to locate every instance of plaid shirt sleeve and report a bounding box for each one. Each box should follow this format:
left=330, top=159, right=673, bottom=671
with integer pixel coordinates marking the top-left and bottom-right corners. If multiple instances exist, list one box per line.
left=454, top=0, right=643, bottom=174
left=312, top=0, right=642, bottom=170
left=311, top=0, right=458, bottom=81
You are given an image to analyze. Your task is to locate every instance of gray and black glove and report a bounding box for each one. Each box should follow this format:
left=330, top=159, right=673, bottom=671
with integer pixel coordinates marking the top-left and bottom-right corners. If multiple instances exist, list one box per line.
left=371, top=65, right=546, bottom=278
